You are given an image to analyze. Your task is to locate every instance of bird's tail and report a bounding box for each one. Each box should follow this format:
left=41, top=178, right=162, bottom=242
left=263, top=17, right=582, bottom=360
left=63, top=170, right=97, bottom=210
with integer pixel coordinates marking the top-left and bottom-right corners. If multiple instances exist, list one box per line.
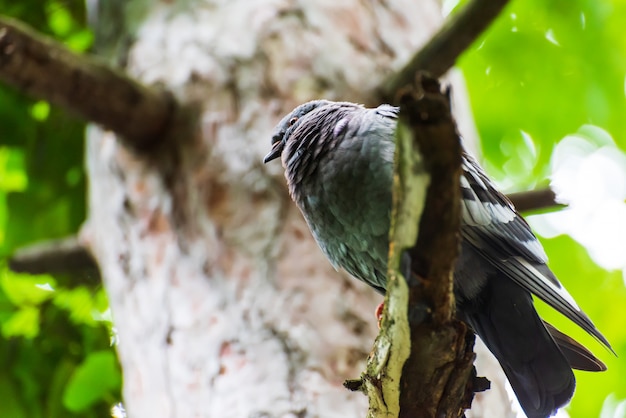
left=461, top=276, right=575, bottom=418
left=544, top=321, right=606, bottom=372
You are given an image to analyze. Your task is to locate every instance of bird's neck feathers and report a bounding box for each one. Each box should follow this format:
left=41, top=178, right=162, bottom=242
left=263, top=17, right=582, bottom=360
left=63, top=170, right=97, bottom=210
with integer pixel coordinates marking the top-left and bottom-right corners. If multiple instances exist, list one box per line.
left=283, top=105, right=358, bottom=201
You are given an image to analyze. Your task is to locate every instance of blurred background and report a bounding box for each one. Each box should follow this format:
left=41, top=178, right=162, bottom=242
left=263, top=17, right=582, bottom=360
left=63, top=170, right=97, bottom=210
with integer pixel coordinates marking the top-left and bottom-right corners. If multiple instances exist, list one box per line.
left=0, top=0, right=624, bottom=416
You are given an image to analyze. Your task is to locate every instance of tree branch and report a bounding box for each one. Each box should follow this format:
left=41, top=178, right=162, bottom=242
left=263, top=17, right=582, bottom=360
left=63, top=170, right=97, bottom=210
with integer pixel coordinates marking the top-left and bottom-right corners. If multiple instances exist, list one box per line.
left=399, top=79, right=460, bottom=326
left=508, top=188, right=561, bottom=213
left=5, top=189, right=560, bottom=279
left=395, top=75, right=479, bottom=418
left=347, top=75, right=485, bottom=417
left=0, top=16, right=176, bottom=150
left=380, top=0, right=511, bottom=101
left=8, top=236, right=99, bottom=279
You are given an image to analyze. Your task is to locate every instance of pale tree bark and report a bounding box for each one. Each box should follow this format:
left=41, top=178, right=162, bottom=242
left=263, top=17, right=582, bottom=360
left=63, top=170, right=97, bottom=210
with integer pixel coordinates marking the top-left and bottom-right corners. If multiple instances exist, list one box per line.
left=75, top=1, right=515, bottom=417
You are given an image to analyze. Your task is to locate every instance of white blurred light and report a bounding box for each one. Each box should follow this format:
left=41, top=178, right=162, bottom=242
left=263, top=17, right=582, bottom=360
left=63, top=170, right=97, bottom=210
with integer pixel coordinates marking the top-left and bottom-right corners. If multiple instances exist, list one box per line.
left=496, top=130, right=540, bottom=191
left=520, top=130, right=537, bottom=159
left=504, top=378, right=571, bottom=418
left=110, top=326, right=120, bottom=347
left=581, top=12, right=586, bottom=30
left=556, top=408, right=571, bottom=418
left=111, top=403, right=127, bottom=418
left=442, top=0, right=461, bottom=16
left=503, top=378, right=525, bottom=418
left=545, top=29, right=560, bottom=46
left=600, top=394, right=626, bottom=418
left=528, top=125, right=626, bottom=279
left=35, top=282, right=55, bottom=292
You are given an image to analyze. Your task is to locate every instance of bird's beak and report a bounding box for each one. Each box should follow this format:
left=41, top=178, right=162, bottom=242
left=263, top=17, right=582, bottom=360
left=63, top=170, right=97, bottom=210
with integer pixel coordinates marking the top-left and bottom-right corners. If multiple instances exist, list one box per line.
left=263, top=139, right=284, bottom=163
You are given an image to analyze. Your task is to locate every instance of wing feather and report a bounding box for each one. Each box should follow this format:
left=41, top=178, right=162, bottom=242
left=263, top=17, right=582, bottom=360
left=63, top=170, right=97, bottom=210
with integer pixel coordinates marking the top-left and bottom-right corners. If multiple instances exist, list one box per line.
left=460, top=153, right=612, bottom=351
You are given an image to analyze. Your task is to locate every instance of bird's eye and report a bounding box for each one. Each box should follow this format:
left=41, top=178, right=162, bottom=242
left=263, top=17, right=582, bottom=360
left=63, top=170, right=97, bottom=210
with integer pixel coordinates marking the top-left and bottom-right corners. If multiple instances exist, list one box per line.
left=289, top=117, right=298, bottom=126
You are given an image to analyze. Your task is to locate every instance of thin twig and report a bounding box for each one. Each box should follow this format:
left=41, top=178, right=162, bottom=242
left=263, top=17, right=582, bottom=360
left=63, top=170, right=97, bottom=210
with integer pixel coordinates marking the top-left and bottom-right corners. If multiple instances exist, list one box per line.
left=8, top=236, right=99, bottom=278
left=508, top=188, right=561, bottom=213
left=0, top=17, right=175, bottom=150
left=381, top=0, right=511, bottom=101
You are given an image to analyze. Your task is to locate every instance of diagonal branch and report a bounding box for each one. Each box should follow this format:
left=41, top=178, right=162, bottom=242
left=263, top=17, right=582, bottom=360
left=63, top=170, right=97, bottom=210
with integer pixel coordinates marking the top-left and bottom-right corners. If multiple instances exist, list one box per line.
left=381, top=0, right=511, bottom=101
left=508, top=188, right=560, bottom=213
left=0, top=16, right=176, bottom=150
left=8, top=236, right=100, bottom=280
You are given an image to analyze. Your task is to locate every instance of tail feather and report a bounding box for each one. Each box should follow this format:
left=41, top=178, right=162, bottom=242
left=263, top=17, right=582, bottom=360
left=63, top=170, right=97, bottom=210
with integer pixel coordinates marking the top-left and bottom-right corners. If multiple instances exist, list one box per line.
left=460, top=275, right=575, bottom=418
left=544, top=321, right=607, bottom=372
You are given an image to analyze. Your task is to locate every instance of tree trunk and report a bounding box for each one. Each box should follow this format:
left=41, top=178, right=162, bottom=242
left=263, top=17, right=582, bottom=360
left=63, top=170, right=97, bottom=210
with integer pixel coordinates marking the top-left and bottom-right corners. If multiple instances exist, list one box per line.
left=83, top=1, right=514, bottom=416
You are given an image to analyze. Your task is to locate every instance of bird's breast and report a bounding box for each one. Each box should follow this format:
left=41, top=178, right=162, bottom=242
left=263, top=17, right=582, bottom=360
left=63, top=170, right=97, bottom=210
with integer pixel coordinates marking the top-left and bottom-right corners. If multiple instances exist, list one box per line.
left=294, top=137, right=395, bottom=289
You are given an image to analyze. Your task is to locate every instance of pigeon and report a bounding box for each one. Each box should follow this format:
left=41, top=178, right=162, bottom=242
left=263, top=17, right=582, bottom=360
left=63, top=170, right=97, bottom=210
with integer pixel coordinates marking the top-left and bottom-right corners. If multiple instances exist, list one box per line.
left=264, top=100, right=610, bottom=418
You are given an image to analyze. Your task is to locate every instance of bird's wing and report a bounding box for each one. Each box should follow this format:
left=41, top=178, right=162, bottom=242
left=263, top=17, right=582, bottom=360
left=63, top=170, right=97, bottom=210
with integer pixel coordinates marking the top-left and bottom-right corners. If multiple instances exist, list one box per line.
left=460, top=152, right=612, bottom=350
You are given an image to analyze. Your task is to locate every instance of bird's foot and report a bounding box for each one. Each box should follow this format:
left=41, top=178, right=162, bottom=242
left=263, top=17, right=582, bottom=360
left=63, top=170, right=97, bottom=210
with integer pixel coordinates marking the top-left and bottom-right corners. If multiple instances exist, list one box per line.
left=375, top=301, right=385, bottom=329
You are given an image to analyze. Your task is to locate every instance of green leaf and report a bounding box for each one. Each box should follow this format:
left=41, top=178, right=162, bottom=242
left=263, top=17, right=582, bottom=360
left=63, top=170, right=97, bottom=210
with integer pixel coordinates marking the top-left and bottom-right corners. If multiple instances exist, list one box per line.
left=65, top=29, right=94, bottom=52
left=0, top=147, right=28, bottom=192
left=65, top=166, right=82, bottom=187
left=53, top=287, right=100, bottom=326
left=62, top=351, right=121, bottom=412
left=0, top=269, right=56, bottom=306
left=30, top=101, right=50, bottom=122
left=1, top=306, right=39, bottom=338
left=46, top=2, right=75, bottom=37
left=47, top=358, right=78, bottom=418
left=0, top=375, right=27, bottom=418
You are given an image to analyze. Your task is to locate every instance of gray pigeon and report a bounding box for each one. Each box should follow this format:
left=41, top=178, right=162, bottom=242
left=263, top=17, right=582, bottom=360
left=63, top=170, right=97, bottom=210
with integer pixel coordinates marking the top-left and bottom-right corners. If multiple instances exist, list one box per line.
left=264, top=100, right=610, bottom=418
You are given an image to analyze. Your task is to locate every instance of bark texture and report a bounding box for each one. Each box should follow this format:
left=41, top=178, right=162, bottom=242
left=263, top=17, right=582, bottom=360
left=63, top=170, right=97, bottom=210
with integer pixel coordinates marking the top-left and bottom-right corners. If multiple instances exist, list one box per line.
left=82, top=1, right=515, bottom=416
left=395, top=77, right=471, bottom=418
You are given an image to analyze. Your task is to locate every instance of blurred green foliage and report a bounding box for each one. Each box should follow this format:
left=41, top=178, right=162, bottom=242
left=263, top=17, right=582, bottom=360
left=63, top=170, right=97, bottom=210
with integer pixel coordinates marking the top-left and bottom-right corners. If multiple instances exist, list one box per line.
left=0, top=0, right=119, bottom=417
left=460, top=0, right=626, bottom=189
left=1, top=0, right=625, bottom=417
left=459, top=0, right=626, bottom=416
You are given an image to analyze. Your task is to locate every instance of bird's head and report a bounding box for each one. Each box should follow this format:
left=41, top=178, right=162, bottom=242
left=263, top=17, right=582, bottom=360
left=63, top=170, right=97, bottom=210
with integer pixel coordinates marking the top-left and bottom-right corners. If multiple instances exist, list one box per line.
left=263, top=100, right=331, bottom=164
